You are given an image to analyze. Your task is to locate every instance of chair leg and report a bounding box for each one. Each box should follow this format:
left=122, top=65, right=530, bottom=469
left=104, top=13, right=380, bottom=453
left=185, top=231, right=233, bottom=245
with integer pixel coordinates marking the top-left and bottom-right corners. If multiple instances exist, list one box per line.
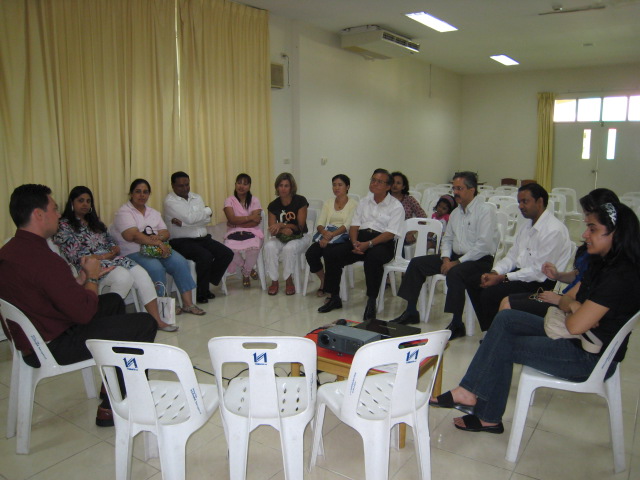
left=280, top=424, right=307, bottom=480
left=6, top=353, right=20, bottom=439
left=227, top=425, right=251, bottom=480
left=115, top=423, right=135, bottom=480
left=505, top=378, right=537, bottom=463
left=377, top=271, right=388, bottom=313
left=257, top=250, right=267, bottom=290
left=604, top=370, right=626, bottom=473
left=423, top=277, right=439, bottom=323
left=15, top=367, right=37, bottom=454
left=309, top=404, right=327, bottom=469
left=340, top=269, right=349, bottom=302
left=82, top=366, right=97, bottom=399
left=157, top=432, right=188, bottom=480
left=413, top=412, right=432, bottom=480
left=361, top=427, right=390, bottom=480
left=464, top=292, right=475, bottom=337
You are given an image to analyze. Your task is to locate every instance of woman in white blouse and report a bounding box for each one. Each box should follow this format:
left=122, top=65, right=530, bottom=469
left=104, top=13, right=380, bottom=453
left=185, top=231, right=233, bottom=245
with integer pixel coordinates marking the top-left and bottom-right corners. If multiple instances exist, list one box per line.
left=305, top=174, right=358, bottom=296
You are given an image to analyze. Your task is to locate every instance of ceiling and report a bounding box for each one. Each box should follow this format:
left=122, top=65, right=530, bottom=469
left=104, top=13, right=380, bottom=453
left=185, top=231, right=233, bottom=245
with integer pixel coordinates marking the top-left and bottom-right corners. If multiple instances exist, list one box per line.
left=240, top=0, right=640, bottom=74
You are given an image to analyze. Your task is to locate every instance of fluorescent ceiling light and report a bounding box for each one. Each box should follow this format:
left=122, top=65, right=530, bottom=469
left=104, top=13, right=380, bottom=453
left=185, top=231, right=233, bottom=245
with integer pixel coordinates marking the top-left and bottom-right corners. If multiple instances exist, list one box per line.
left=490, top=55, right=519, bottom=66
left=405, top=12, right=458, bottom=32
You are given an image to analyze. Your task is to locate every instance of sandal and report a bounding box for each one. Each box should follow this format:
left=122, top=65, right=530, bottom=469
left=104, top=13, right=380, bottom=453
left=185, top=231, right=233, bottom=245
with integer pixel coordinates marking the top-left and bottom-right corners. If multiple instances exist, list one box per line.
left=429, top=391, right=475, bottom=415
left=175, top=305, right=183, bottom=316
left=454, top=414, right=504, bottom=434
left=250, top=269, right=258, bottom=280
left=182, top=304, right=206, bottom=316
left=268, top=282, right=279, bottom=296
left=316, top=288, right=326, bottom=297
left=243, top=276, right=251, bottom=288
left=285, top=280, right=295, bottom=295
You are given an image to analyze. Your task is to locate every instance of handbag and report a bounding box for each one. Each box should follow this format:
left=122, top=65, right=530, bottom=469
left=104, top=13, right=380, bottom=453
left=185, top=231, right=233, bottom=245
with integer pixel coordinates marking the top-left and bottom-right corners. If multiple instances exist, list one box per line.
left=155, top=282, right=176, bottom=326
left=140, top=226, right=172, bottom=258
left=312, top=224, right=349, bottom=244
left=544, top=306, right=603, bottom=354
left=276, top=232, right=304, bottom=243
left=227, top=231, right=256, bottom=241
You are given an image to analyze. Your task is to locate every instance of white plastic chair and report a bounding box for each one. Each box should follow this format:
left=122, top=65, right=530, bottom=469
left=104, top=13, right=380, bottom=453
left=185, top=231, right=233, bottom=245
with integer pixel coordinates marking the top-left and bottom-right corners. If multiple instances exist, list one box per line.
left=377, top=218, right=442, bottom=314
left=477, top=185, right=494, bottom=196
left=310, top=330, right=451, bottom=480
left=488, top=195, right=518, bottom=210
left=548, top=192, right=567, bottom=223
left=552, top=187, right=582, bottom=221
left=414, top=182, right=436, bottom=194
left=408, top=189, right=422, bottom=203
left=0, top=299, right=97, bottom=454
left=307, top=198, right=325, bottom=211
left=348, top=193, right=361, bottom=201
left=208, top=336, right=317, bottom=480
left=291, top=208, right=317, bottom=294
left=506, top=310, right=640, bottom=473
left=85, top=340, right=218, bottom=480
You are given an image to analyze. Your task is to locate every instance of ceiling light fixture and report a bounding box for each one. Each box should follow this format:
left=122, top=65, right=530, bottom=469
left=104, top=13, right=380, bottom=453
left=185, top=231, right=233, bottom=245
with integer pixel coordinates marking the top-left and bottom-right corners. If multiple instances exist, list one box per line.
left=490, top=55, right=519, bottom=66
left=405, top=12, right=458, bottom=32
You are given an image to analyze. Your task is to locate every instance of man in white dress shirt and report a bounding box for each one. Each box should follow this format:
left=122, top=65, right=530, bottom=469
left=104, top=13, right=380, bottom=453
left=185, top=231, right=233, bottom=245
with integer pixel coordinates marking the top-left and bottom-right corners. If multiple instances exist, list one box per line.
left=319, top=168, right=404, bottom=320
left=391, top=171, right=499, bottom=338
left=475, top=183, right=571, bottom=331
left=163, top=171, right=233, bottom=303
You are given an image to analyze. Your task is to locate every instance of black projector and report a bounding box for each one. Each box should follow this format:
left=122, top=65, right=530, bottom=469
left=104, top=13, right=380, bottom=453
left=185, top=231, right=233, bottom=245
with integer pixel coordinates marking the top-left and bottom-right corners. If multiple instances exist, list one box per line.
left=317, top=325, right=382, bottom=355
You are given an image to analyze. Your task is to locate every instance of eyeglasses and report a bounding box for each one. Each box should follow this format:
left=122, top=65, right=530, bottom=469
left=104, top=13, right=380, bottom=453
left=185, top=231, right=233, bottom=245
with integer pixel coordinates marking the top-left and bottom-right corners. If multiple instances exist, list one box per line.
left=529, top=287, right=545, bottom=302
left=452, top=186, right=467, bottom=192
left=370, top=178, right=388, bottom=185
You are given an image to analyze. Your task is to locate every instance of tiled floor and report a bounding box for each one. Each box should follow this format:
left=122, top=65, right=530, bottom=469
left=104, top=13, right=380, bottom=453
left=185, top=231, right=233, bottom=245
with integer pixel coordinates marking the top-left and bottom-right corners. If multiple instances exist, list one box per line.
left=1, top=270, right=638, bottom=480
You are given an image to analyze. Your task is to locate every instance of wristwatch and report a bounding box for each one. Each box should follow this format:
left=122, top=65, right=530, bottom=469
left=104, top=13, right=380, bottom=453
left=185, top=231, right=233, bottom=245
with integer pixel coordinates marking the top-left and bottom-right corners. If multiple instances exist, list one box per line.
left=368, top=241, right=374, bottom=249
left=87, top=278, right=99, bottom=285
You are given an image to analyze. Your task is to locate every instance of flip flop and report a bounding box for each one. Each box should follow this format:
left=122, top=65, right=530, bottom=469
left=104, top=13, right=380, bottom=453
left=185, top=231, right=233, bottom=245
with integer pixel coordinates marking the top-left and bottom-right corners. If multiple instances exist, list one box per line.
left=454, top=414, right=504, bottom=434
left=429, top=391, right=475, bottom=415
left=268, top=282, right=279, bottom=295
left=285, top=283, right=296, bottom=295
left=182, top=305, right=206, bottom=316
left=250, top=269, right=258, bottom=280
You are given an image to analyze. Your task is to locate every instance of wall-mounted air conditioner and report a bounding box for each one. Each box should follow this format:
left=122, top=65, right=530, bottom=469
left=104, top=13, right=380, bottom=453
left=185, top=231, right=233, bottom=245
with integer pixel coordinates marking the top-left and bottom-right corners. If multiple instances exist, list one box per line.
left=341, top=25, right=420, bottom=60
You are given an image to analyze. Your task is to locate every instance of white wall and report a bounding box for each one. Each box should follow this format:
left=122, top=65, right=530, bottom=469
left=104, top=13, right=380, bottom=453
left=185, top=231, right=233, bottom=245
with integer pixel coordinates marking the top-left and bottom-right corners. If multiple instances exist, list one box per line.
left=268, top=17, right=463, bottom=200
left=460, top=63, right=640, bottom=187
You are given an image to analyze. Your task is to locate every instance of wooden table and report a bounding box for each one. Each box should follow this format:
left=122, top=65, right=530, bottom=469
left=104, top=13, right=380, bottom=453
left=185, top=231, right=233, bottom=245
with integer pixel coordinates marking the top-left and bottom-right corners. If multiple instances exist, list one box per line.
left=292, top=329, right=446, bottom=448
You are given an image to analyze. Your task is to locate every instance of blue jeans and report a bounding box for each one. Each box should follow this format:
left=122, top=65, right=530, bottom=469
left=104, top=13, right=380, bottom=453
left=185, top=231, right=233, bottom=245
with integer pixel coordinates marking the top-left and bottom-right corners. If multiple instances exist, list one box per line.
left=127, top=251, right=196, bottom=296
left=459, top=309, right=599, bottom=423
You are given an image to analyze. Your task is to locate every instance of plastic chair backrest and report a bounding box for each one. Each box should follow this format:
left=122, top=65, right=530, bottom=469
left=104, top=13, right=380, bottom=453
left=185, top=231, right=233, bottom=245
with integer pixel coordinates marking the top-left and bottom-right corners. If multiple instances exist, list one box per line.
left=86, top=340, right=211, bottom=427
left=407, top=190, right=422, bottom=203
left=586, top=310, right=640, bottom=385
left=495, top=185, right=518, bottom=195
left=488, top=195, right=518, bottom=210
left=548, top=193, right=567, bottom=220
left=208, top=336, right=317, bottom=421
left=306, top=207, right=318, bottom=233
left=552, top=187, right=579, bottom=213
left=348, top=193, right=361, bottom=201
left=414, top=182, right=436, bottom=193
left=0, top=299, right=75, bottom=370
left=341, top=331, right=450, bottom=419
left=306, top=198, right=325, bottom=211
left=400, top=218, right=442, bottom=260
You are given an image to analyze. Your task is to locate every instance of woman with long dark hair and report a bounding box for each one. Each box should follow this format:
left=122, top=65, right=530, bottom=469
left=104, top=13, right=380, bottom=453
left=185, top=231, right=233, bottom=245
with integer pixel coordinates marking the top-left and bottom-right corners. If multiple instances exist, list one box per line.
left=430, top=199, right=640, bottom=434
left=54, top=186, right=178, bottom=331
left=223, top=173, right=263, bottom=288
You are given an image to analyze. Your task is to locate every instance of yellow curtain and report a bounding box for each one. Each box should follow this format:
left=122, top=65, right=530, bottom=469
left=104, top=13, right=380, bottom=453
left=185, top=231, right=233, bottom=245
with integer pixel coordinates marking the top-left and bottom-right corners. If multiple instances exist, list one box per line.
left=535, top=92, right=556, bottom=190
left=0, top=0, right=271, bottom=240
left=177, top=0, right=272, bottom=222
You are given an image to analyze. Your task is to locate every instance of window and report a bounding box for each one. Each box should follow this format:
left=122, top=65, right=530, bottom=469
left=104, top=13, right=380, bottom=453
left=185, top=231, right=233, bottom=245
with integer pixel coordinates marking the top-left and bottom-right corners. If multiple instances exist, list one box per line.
left=554, top=94, right=640, bottom=123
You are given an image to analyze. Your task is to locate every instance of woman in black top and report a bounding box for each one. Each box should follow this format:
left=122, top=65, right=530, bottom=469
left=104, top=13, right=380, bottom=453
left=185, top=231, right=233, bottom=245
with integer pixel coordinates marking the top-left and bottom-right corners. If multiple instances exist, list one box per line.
left=430, top=200, right=640, bottom=433
left=264, top=172, right=309, bottom=295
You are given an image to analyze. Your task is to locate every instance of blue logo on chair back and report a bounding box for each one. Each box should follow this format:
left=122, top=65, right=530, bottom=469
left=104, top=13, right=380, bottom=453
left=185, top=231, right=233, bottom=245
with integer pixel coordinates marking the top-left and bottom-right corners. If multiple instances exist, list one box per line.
left=123, top=357, right=138, bottom=371
left=253, top=352, right=267, bottom=365
left=405, top=349, right=419, bottom=364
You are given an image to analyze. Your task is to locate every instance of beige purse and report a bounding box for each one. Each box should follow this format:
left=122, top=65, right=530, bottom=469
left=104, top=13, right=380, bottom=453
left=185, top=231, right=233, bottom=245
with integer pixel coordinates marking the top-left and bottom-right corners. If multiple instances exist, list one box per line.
left=544, top=307, right=602, bottom=354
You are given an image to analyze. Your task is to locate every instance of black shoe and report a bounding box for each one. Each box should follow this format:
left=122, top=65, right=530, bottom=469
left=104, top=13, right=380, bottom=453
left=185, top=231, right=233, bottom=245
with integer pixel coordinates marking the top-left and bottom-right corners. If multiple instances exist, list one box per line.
left=446, top=322, right=466, bottom=340
left=390, top=311, right=420, bottom=325
left=206, top=292, right=215, bottom=299
left=196, top=296, right=209, bottom=303
left=318, top=296, right=342, bottom=313
left=363, top=301, right=376, bottom=320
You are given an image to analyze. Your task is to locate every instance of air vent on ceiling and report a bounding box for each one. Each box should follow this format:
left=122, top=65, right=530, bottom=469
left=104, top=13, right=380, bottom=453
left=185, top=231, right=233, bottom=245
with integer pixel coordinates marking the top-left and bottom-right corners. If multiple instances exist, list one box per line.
left=341, top=25, right=420, bottom=60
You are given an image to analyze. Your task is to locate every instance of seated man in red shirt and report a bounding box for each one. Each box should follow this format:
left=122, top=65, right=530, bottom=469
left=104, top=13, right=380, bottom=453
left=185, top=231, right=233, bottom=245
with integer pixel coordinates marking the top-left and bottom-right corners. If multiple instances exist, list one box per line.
left=0, top=184, right=157, bottom=427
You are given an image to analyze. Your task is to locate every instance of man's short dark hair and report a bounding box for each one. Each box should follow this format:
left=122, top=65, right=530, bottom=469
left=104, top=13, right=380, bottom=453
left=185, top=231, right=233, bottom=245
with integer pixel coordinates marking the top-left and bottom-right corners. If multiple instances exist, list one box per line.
left=452, top=171, right=478, bottom=196
left=518, top=183, right=549, bottom=208
left=9, top=184, right=52, bottom=228
left=171, top=171, right=189, bottom=184
left=372, top=168, right=392, bottom=185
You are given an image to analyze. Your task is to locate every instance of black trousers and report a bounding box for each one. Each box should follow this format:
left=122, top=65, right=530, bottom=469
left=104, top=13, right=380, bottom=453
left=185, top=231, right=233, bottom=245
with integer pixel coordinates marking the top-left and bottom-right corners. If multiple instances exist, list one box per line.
left=170, top=234, right=233, bottom=298
left=397, top=253, right=494, bottom=317
left=322, top=230, right=395, bottom=299
left=477, top=279, right=556, bottom=331
left=24, top=293, right=157, bottom=368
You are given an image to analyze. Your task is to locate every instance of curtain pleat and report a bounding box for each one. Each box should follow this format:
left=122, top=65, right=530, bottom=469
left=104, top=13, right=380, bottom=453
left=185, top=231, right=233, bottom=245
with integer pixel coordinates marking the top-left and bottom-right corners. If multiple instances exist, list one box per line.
left=535, top=92, right=556, bottom=190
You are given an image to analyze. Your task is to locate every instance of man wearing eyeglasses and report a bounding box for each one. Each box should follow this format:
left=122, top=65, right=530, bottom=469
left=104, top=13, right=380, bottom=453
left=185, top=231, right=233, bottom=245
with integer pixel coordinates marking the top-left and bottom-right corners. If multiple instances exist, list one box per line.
left=318, top=168, right=404, bottom=320
left=391, top=171, right=498, bottom=339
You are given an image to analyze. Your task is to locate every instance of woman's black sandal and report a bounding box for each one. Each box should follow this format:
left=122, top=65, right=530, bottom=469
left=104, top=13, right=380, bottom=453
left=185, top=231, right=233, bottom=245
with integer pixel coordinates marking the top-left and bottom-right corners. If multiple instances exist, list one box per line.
left=429, top=391, right=475, bottom=415
left=454, top=414, right=504, bottom=434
